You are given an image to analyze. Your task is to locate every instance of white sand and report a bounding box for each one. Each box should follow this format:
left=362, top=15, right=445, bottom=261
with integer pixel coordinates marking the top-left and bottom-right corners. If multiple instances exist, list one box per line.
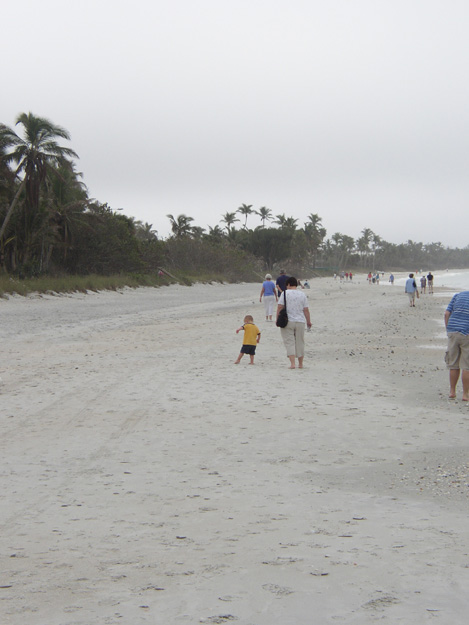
left=1, top=276, right=469, bottom=624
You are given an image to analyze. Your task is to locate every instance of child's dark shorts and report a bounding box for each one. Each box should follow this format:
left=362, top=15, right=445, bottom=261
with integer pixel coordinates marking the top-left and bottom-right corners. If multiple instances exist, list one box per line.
left=241, top=345, right=256, bottom=355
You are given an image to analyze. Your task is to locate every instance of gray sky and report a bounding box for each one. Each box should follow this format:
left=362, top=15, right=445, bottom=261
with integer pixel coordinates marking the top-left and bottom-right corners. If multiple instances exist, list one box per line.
left=3, top=0, right=469, bottom=246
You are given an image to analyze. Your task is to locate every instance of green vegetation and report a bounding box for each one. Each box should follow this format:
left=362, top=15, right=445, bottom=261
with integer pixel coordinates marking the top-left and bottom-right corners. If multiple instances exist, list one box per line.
left=1, top=111, right=469, bottom=297
left=0, top=270, right=253, bottom=298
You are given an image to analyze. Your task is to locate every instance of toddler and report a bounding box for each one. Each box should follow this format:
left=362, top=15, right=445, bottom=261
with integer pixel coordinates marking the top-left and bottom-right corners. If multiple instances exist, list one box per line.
left=234, top=315, right=260, bottom=364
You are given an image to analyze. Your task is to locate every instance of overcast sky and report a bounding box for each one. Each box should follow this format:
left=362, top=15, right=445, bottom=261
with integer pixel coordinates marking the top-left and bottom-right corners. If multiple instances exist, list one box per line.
left=3, top=0, right=469, bottom=246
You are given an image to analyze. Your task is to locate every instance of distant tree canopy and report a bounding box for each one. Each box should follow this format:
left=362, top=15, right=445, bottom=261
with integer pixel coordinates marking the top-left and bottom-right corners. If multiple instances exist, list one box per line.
left=1, top=112, right=468, bottom=278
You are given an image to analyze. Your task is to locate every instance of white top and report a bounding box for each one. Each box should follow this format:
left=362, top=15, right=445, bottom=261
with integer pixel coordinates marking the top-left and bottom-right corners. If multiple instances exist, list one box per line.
left=279, top=289, right=309, bottom=323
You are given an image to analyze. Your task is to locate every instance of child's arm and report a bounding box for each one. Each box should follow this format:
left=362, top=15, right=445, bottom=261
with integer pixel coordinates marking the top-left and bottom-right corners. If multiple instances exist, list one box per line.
left=236, top=325, right=244, bottom=334
left=257, top=332, right=261, bottom=343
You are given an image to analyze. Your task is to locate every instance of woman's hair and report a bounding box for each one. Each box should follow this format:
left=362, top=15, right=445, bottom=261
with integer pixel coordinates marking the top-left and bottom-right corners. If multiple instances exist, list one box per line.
left=286, top=276, right=298, bottom=287
left=265, top=273, right=272, bottom=280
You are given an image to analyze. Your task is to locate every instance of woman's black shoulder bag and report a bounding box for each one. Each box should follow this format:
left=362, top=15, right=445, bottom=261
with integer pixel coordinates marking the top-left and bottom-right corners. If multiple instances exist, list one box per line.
left=276, top=291, right=288, bottom=328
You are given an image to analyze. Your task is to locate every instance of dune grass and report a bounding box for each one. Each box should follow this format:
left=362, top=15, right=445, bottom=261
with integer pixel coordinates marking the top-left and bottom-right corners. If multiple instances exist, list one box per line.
left=0, top=274, right=162, bottom=298
left=0, top=271, right=244, bottom=298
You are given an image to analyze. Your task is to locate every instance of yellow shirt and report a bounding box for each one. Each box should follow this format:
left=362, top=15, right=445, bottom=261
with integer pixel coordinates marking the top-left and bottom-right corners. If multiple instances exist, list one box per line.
left=243, top=323, right=260, bottom=345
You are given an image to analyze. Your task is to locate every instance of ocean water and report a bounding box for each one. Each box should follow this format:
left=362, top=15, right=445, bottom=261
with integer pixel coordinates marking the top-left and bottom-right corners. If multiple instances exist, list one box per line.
left=433, top=270, right=469, bottom=291
left=392, top=270, right=469, bottom=291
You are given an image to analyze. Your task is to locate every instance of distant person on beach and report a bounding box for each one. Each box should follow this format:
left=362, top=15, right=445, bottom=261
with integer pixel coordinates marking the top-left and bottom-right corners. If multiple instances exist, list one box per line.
left=276, top=277, right=312, bottom=369
left=234, top=315, right=261, bottom=365
left=444, top=291, right=469, bottom=401
left=259, top=274, right=278, bottom=322
left=405, top=273, right=419, bottom=307
left=368, top=272, right=372, bottom=284
left=427, top=272, right=434, bottom=294
left=389, top=274, right=395, bottom=285
left=275, top=269, right=289, bottom=296
left=304, top=280, right=310, bottom=289
left=420, top=275, right=427, bottom=294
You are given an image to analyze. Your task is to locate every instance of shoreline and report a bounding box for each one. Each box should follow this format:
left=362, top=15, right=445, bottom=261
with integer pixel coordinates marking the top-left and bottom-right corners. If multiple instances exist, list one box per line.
left=1, top=275, right=469, bottom=624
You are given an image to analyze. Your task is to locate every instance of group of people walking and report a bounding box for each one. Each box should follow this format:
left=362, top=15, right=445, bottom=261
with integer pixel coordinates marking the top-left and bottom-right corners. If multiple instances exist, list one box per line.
left=237, top=269, right=469, bottom=403
left=261, top=270, right=311, bottom=368
left=236, top=270, right=311, bottom=369
left=405, top=271, right=434, bottom=306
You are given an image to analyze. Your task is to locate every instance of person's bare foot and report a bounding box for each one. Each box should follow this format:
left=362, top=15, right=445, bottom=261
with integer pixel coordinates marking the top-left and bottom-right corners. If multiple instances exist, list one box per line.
left=289, top=365, right=295, bottom=369
left=234, top=360, right=240, bottom=364
left=449, top=394, right=456, bottom=399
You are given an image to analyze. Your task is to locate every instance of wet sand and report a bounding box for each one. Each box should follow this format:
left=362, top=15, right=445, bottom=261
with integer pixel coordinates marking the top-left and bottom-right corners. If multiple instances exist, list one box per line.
left=1, top=275, right=469, bottom=624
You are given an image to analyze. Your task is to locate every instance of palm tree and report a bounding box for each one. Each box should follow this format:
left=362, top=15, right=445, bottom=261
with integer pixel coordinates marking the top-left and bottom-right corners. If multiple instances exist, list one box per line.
left=191, top=226, right=205, bottom=239
left=304, top=213, right=326, bottom=268
left=371, top=233, right=382, bottom=271
left=275, top=214, right=298, bottom=230
left=134, top=221, right=158, bottom=242
left=356, top=227, right=374, bottom=269
left=207, top=225, right=225, bottom=241
left=237, top=203, right=253, bottom=229
left=274, top=213, right=287, bottom=228
left=220, top=211, right=239, bottom=232
left=44, top=161, right=89, bottom=267
left=330, top=232, right=355, bottom=270
left=0, top=112, right=79, bottom=242
left=0, top=135, right=16, bottom=202
left=166, top=213, right=194, bottom=237
left=256, top=206, right=272, bottom=228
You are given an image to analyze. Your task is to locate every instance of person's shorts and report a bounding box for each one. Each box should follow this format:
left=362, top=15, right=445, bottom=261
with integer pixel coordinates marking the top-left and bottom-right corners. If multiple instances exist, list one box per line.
left=241, top=344, right=256, bottom=355
left=445, top=332, right=469, bottom=370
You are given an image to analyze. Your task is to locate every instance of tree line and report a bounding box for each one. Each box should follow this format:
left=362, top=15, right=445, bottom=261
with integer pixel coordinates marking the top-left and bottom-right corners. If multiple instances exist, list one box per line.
left=1, top=112, right=468, bottom=280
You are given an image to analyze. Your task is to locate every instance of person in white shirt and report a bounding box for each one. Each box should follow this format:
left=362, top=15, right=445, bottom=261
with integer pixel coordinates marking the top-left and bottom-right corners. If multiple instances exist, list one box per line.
left=276, top=277, right=312, bottom=369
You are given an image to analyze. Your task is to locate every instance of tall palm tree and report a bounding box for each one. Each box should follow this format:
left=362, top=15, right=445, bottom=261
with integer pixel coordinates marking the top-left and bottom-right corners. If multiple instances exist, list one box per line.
left=220, top=211, right=239, bottom=232
left=304, top=213, right=326, bottom=268
left=45, top=161, right=89, bottom=267
left=0, top=112, right=79, bottom=241
left=256, top=206, right=272, bottom=228
left=370, top=233, right=383, bottom=271
left=237, top=203, right=253, bottom=229
left=166, top=213, right=194, bottom=237
left=356, top=227, right=374, bottom=269
left=330, top=232, right=355, bottom=270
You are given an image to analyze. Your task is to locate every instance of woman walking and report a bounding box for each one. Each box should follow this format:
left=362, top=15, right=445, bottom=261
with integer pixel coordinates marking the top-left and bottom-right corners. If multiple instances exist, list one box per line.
left=276, top=277, right=312, bottom=369
left=260, top=273, right=278, bottom=321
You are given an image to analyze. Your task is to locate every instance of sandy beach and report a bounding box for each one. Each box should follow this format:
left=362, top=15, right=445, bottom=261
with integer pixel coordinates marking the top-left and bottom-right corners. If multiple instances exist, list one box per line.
left=1, top=275, right=469, bottom=625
